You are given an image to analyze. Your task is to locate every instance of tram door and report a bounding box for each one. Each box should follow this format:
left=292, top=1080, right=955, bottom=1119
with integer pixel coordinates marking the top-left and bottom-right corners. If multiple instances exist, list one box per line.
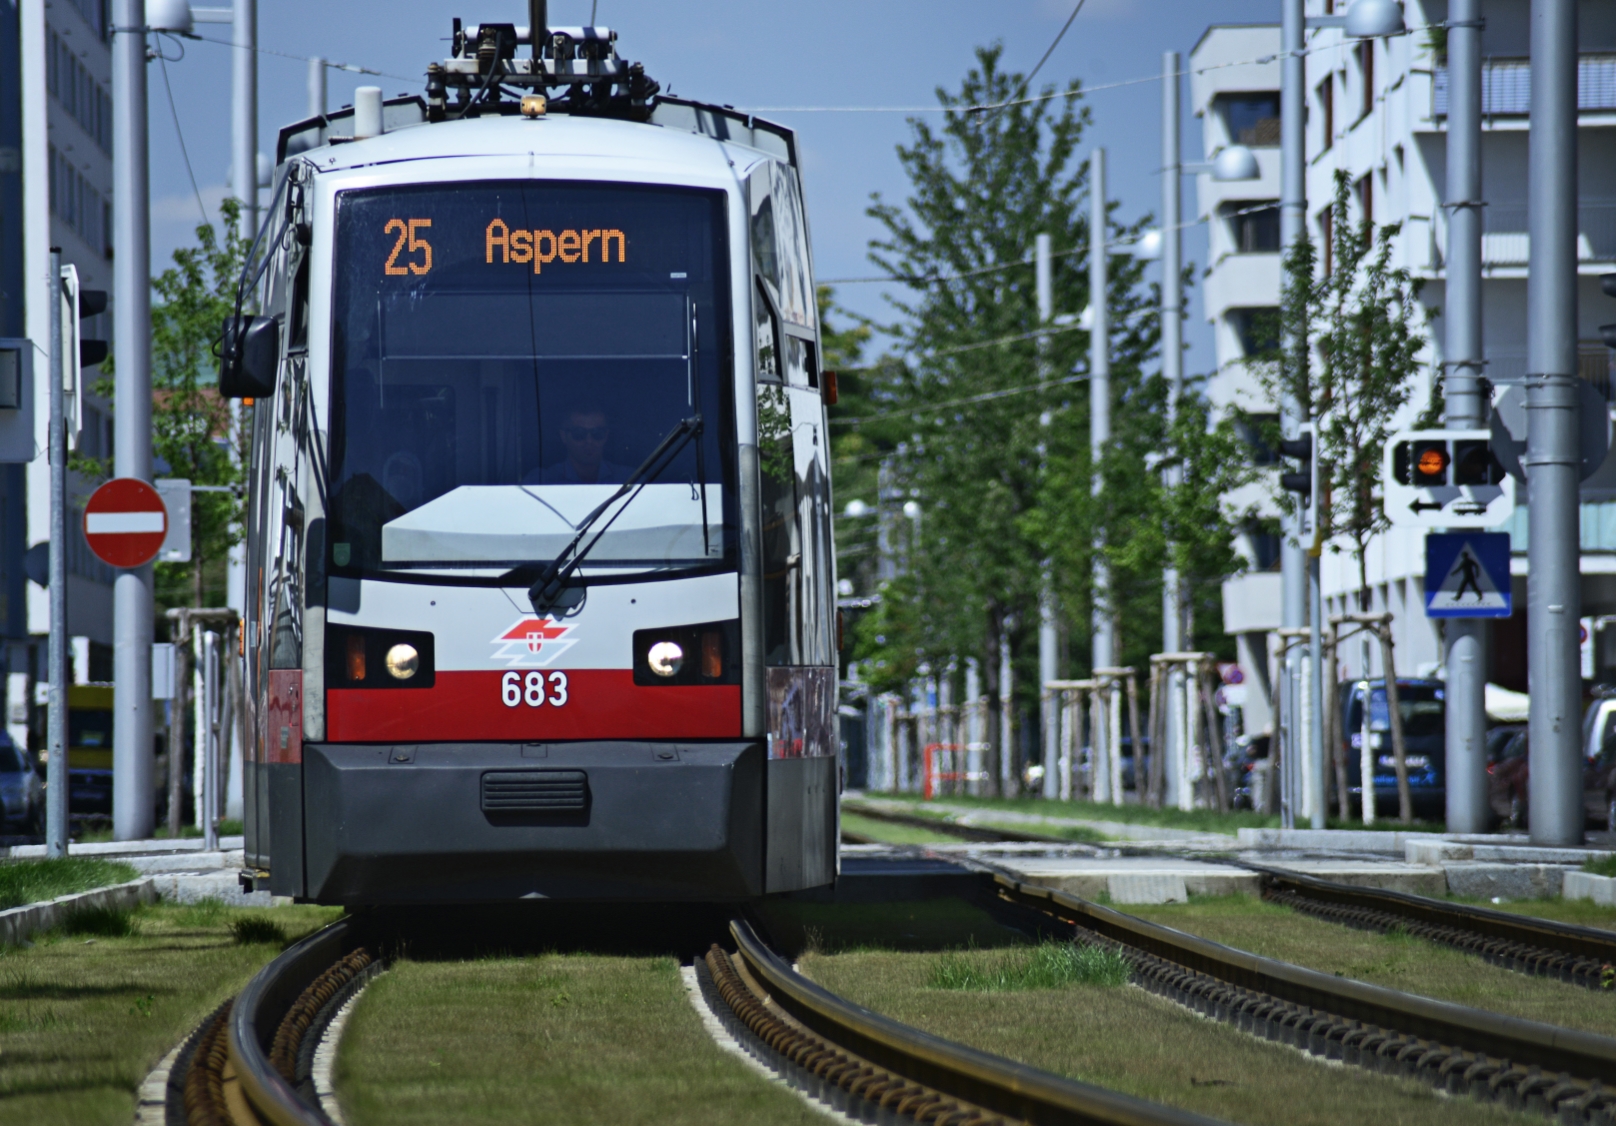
left=751, top=163, right=837, bottom=892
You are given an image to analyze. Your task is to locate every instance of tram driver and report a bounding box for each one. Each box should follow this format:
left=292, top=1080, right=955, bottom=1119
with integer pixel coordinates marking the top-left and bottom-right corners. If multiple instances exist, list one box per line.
left=527, top=402, right=634, bottom=485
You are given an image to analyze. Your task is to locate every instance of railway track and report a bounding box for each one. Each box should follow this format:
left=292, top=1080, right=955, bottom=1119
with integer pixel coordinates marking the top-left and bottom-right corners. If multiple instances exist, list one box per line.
left=850, top=802, right=1616, bottom=990
left=169, top=909, right=1223, bottom=1126
left=1254, top=864, right=1616, bottom=991
left=993, top=876, right=1616, bottom=1123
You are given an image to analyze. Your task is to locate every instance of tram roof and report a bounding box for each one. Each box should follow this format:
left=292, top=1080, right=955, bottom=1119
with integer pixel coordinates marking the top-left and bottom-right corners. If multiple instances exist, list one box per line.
left=278, top=96, right=797, bottom=179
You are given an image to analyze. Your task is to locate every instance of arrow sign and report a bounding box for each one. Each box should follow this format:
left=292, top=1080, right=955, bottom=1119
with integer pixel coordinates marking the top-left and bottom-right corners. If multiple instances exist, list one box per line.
left=1425, top=532, right=1511, bottom=619
left=1410, top=499, right=1444, bottom=513
left=82, top=478, right=168, bottom=569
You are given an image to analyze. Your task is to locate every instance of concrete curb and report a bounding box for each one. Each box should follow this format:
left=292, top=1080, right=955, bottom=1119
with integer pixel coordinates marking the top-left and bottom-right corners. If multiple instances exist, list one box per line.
left=0, top=878, right=157, bottom=946
left=1564, top=870, right=1616, bottom=907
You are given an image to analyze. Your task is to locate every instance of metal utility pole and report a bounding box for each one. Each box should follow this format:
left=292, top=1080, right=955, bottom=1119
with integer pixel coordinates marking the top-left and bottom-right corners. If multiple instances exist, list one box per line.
left=308, top=56, right=327, bottom=118
left=1525, top=0, right=1583, bottom=846
left=1444, top=0, right=1490, bottom=834
left=112, top=0, right=155, bottom=840
left=1278, top=0, right=1307, bottom=828
left=1159, top=55, right=1189, bottom=806
left=46, top=250, right=67, bottom=857
left=1089, top=149, right=1118, bottom=787
left=233, top=0, right=258, bottom=237
left=1037, top=233, right=1061, bottom=800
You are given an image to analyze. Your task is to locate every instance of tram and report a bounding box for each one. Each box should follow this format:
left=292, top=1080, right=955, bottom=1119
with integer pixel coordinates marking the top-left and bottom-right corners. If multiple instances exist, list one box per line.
left=224, top=6, right=839, bottom=903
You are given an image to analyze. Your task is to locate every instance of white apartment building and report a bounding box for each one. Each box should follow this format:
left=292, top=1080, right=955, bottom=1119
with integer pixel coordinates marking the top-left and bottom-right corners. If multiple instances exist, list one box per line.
left=1196, top=2, right=1616, bottom=730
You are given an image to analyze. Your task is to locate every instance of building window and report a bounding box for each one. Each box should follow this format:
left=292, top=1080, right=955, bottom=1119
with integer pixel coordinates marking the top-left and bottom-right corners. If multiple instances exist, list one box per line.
left=1222, top=202, right=1280, bottom=253
left=1236, top=414, right=1280, bottom=466
left=1318, top=78, right=1334, bottom=150
left=46, top=30, right=112, bottom=155
left=1358, top=41, right=1375, bottom=120
left=1222, top=93, right=1281, bottom=147
left=1229, top=308, right=1281, bottom=359
left=1357, top=173, right=1373, bottom=227
left=1319, top=207, right=1334, bottom=276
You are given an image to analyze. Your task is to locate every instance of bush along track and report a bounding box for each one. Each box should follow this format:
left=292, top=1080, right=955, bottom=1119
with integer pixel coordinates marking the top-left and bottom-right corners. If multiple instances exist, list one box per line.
left=1253, top=867, right=1616, bottom=993
left=997, top=877, right=1616, bottom=1124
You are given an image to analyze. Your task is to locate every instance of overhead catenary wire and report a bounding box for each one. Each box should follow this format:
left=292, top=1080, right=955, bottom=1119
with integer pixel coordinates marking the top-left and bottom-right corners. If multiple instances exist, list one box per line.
left=156, top=43, right=210, bottom=227
left=830, top=370, right=1089, bottom=427
left=188, top=33, right=418, bottom=86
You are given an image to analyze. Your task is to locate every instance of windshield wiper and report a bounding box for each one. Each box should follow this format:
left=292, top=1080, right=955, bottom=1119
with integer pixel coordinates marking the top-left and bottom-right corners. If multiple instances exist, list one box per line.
left=527, top=415, right=704, bottom=614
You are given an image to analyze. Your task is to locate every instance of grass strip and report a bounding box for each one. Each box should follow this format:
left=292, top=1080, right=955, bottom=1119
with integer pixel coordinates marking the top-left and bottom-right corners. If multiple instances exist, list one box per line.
left=336, top=953, right=829, bottom=1126
left=1583, top=854, right=1616, bottom=878
left=1468, top=895, right=1616, bottom=932
left=757, top=898, right=1030, bottom=957
left=0, top=858, right=140, bottom=912
left=870, top=793, right=1276, bottom=834
left=930, top=942, right=1130, bottom=990
left=1124, top=894, right=1616, bottom=1035
left=0, top=897, right=341, bottom=1126
left=801, top=947, right=1533, bottom=1126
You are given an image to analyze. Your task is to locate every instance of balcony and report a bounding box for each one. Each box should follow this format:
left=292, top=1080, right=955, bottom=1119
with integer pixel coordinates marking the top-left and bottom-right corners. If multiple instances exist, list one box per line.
left=1435, top=198, right=1616, bottom=266
left=1433, top=54, right=1616, bottom=117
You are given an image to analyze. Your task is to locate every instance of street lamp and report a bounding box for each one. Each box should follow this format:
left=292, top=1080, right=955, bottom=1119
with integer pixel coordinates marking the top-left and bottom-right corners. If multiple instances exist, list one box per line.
left=147, top=0, right=194, bottom=34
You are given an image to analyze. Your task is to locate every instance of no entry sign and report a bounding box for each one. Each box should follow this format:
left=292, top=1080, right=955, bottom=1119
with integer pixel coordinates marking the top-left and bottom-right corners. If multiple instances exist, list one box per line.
left=83, top=478, right=168, bottom=568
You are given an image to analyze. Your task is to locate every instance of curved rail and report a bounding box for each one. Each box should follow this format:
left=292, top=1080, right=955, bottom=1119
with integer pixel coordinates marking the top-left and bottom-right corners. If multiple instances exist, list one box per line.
left=843, top=802, right=1074, bottom=844
left=996, top=877, right=1616, bottom=1121
left=716, top=916, right=1224, bottom=1126
left=1251, top=864, right=1616, bottom=989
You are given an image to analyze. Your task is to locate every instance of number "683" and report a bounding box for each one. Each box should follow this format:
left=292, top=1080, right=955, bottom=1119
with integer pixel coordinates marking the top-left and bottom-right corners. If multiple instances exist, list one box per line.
left=501, top=670, right=569, bottom=708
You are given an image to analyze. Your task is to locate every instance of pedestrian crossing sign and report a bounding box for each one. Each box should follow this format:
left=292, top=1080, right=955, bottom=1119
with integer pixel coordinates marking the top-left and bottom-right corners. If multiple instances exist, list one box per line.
left=1424, top=532, right=1511, bottom=618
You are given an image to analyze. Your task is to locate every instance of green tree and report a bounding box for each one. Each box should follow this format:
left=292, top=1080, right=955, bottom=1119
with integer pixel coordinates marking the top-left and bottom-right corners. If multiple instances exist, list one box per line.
left=851, top=45, right=1159, bottom=792
left=1259, top=172, right=1429, bottom=610
left=81, top=199, right=251, bottom=612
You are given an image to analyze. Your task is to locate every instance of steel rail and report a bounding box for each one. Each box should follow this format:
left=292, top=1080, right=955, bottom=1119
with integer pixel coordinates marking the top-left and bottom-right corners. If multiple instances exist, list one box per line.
left=1249, top=864, right=1616, bottom=987
left=997, top=877, right=1616, bottom=1119
left=722, top=916, right=1225, bottom=1126
left=225, top=917, right=358, bottom=1126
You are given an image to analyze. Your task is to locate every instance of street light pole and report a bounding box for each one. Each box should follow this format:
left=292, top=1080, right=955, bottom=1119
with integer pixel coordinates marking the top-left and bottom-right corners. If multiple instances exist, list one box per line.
left=308, top=56, right=327, bottom=118
left=1278, top=0, right=1306, bottom=829
left=1160, top=53, right=1190, bottom=809
left=233, top=0, right=258, bottom=237
left=112, top=0, right=155, bottom=840
left=46, top=249, right=67, bottom=858
left=1525, top=0, right=1583, bottom=846
left=1037, top=233, right=1061, bottom=801
left=1444, top=0, right=1490, bottom=834
left=1090, top=149, right=1117, bottom=796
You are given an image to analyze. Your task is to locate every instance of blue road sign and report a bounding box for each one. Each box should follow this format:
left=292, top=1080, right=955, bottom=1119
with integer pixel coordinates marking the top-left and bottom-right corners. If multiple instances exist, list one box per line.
left=1425, top=532, right=1512, bottom=618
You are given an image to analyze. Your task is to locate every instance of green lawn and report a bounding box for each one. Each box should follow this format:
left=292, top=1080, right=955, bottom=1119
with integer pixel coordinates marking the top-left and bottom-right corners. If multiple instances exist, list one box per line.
left=0, top=898, right=340, bottom=1126
left=801, top=947, right=1535, bottom=1126
left=1125, top=894, right=1616, bottom=1036
left=0, top=859, right=139, bottom=912
left=336, top=954, right=826, bottom=1126
left=840, top=810, right=961, bottom=845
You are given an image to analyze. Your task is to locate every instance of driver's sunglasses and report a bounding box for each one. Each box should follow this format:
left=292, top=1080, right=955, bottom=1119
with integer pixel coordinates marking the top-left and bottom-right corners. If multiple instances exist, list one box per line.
left=563, top=425, right=609, bottom=442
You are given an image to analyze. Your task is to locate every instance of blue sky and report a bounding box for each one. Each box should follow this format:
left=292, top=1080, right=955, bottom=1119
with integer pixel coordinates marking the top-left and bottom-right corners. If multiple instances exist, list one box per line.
left=147, top=0, right=1277, bottom=373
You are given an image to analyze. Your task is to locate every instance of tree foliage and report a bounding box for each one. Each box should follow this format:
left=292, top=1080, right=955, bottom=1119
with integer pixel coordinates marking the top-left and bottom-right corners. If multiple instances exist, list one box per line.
left=80, top=199, right=250, bottom=611
left=1257, top=172, right=1429, bottom=606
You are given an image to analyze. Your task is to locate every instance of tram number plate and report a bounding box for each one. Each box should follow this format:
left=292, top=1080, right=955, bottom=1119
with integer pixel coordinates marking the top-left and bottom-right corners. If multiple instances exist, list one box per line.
left=500, top=671, right=569, bottom=708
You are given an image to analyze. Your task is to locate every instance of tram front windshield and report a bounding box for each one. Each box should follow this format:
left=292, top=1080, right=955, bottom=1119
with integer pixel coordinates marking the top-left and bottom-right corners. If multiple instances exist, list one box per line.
left=326, top=181, right=732, bottom=579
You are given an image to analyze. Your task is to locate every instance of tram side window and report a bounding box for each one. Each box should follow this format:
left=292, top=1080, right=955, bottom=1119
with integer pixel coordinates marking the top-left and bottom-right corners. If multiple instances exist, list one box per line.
left=790, top=387, right=834, bottom=666
left=758, top=383, right=800, bottom=665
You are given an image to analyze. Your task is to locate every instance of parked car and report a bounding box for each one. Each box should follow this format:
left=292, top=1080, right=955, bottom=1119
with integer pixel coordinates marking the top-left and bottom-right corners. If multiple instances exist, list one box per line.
left=1340, top=678, right=1446, bottom=819
left=1487, top=705, right=1616, bottom=831
left=0, top=732, right=42, bottom=835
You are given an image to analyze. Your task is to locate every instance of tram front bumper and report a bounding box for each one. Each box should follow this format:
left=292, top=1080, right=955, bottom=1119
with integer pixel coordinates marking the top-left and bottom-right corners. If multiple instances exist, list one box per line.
left=301, top=740, right=764, bottom=903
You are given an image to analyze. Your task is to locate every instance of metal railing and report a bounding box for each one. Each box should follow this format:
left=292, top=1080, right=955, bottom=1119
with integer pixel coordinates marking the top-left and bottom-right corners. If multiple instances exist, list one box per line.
left=1433, top=54, right=1616, bottom=116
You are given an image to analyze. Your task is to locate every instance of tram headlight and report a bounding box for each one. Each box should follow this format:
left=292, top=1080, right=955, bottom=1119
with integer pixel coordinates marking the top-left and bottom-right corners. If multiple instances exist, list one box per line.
left=647, top=640, right=684, bottom=678
left=385, top=643, right=420, bottom=680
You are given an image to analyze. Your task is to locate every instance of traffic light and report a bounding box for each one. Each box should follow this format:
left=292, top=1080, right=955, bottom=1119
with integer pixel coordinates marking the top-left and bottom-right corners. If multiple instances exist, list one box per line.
left=76, top=288, right=107, bottom=368
left=1278, top=432, right=1312, bottom=500
left=59, top=266, right=107, bottom=452
left=1601, top=273, right=1616, bottom=349
left=1390, top=435, right=1503, bottom=487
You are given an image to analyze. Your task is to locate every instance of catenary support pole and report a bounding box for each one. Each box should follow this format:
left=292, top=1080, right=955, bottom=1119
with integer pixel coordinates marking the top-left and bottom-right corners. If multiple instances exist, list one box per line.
left=1161, top=55, right=1189, bottom=808
left=307, top=56, right=326, bottom=119
left=1090, top=151, right=1117, bottom=792
left=1525, top=0, right=1583, bottom=846
left=1444, top=0, right=1490, bottom=834
left=46, top=250, right=67, bottom=858
left=112, top=0, right=155, bottom=840
left=1038, top=233, right=1060, bottom=800
left=1278, top=0, right=1307, bottom=829
left=233, top=0, right=258, bottom=238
